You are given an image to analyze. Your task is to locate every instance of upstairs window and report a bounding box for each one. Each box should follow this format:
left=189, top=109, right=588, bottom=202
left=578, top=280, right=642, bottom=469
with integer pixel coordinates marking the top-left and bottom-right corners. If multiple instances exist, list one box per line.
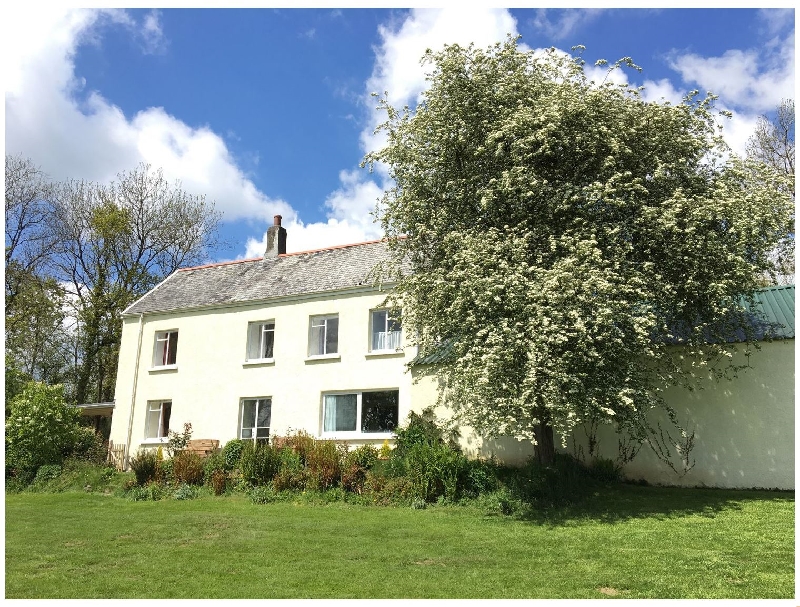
left=371, top=310, right=402, bottom=351
left=322, top=390, right=399, bottom=435
left=247, top=321, right=275, bottom=360
left=145, top=400, right=171, bottom=440
left=309, top=314, right=339, bottom=356
left=240, top=398, right=271, bottom=443
left=153, top=330, right=178, bottom=367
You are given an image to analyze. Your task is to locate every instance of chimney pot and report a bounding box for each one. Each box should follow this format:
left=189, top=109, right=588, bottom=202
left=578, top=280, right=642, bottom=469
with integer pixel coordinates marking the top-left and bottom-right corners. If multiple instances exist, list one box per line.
left=274, top=215, right=282, bottom=226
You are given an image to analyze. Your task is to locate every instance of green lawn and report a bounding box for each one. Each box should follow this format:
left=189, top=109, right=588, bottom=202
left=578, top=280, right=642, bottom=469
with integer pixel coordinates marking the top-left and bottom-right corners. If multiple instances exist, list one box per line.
left=5, top=486, right=794, bottom=599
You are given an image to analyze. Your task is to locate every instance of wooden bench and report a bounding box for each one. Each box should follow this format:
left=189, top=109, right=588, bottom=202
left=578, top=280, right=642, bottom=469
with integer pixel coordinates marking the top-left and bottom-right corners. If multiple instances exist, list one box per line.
left=185, top=439, right=220, bottom=457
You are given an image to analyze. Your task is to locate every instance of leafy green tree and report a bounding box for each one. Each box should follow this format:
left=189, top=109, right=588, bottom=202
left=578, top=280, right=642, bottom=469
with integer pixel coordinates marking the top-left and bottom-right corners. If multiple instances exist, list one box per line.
left=366, top=39, right=793, bottom=466
left=5, top=381, right=83, bottom=481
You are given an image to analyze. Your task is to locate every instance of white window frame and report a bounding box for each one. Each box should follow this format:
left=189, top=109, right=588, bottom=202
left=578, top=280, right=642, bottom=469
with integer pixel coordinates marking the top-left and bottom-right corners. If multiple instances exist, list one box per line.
left=239, top=397, right=272, bottom=443
left=144, top=400, right=172, bottom=441
left=321, top=389, right=399, bottom=439
left=308, top=314, right=339, bottom=357
left=369, top=309, right=402, bottom=352
left=246, top=321, right=275, bottom=362
left=152, top=330, right=178, bottom=368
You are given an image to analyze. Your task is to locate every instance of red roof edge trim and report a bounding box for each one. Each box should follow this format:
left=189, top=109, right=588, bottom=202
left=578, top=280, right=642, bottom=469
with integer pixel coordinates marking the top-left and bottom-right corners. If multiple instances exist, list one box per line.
left=178, top=257, right=263, bottom=272
left=278, top=236, right=405, bottom=258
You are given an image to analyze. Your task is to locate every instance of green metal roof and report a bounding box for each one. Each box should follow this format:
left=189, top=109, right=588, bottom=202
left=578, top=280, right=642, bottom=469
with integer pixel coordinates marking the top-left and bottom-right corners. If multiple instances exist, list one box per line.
left=747, top=284, right=794, bottom=339
left=410, top=285, right=794, bottom=367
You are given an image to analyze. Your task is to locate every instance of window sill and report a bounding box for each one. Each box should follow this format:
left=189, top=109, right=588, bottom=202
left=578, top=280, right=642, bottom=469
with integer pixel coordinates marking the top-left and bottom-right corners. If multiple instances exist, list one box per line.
left=365, top=350, right=405, bottom=359
left=148, top=365, right=178, bottom=373
left=305, top=354, right=341, bottom=363
left=320, top=432, right=395, bottom=441
left=243, top=358, right=275, bottom=367
left=141, top=438, right=169, bottom=445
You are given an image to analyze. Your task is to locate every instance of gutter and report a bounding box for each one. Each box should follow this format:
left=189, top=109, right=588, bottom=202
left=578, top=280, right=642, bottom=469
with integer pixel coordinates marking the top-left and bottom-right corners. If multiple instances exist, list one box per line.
left=124, top=312, right=145, bottom=470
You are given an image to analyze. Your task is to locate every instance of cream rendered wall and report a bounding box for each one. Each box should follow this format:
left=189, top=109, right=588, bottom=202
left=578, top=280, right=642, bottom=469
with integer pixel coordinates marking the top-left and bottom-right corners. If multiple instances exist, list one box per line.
left=109, top=288, right=414, bottom=458
left=410, top=340, right=794, bottom=489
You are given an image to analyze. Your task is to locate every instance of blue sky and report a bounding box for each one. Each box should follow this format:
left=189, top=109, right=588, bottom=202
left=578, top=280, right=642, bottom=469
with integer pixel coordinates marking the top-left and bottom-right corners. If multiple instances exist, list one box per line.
left=4, top=7, right=795, bottom=262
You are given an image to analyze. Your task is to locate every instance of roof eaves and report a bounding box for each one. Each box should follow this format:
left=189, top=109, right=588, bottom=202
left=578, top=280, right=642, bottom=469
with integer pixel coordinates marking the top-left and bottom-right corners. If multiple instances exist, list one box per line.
left=121, top=281, right=398, bottom=318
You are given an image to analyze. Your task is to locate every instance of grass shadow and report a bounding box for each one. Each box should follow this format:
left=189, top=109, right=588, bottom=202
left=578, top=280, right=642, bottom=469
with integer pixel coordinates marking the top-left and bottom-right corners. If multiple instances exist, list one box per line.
left=509, top=483, right=794, bottom=527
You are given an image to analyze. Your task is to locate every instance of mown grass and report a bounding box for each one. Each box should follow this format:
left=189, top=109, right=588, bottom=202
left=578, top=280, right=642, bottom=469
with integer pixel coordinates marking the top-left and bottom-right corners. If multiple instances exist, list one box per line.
left=5, top=485, right=793, bottom=599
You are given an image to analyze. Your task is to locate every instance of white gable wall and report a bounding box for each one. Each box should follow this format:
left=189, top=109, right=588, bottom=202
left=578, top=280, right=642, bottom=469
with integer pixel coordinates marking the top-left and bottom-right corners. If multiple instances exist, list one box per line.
left=110, top=288, right=414, bottom=458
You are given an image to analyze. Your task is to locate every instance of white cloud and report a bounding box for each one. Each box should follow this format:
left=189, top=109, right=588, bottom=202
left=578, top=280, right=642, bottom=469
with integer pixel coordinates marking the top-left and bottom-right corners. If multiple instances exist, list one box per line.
left=529, top=8, right=604, bottom=42
left=4, top=7, right=291, bottom=225
left=757, top=8, right=794, bottom=38
left=361, top=8, right=519, bottom=155
left=667, top=43, right=794, bottom=114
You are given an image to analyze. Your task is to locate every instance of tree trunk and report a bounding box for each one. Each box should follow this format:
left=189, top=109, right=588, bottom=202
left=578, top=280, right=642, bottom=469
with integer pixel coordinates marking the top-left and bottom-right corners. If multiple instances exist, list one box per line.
left=534, top=420, right=555, bottom=466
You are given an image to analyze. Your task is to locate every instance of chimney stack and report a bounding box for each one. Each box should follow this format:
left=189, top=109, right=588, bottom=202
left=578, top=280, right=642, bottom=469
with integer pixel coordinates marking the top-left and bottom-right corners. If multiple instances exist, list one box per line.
left=264, top=215, right=287, bottom=258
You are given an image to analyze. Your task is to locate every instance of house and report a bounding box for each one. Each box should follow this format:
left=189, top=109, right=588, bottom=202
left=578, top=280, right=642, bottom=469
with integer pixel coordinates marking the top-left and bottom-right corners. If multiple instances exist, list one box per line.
left=108, top=216, right=414, bottom=463
left=109, top=217, right=794, bottom=489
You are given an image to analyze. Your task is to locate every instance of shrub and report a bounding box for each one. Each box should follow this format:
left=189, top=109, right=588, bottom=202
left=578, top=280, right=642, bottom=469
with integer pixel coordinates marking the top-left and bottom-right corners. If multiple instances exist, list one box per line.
left=70, top=427, right=107, bottom=464
left=128, top=449, right=158, bottom=486
left=477, top=488, right=523, bottom=516
left=172, top=450, right=205, bottom=485
left=272, top=448, right=306, bottom=491
left=341, top=445, right=379, bottom=494
left=411, top=497, right=427, bottom=510
left=462, top=457, right=500, bottom=497
left=250, top=485, right=278, bottom=504
left=272, top=430, right=315, bottom=466
left=33, top=464, right=62, bottom=486
left=364, top=472, right=414, bottom=506
left=167, top=422, right=193, bottom=457
left=127, top=482, right=165, bottom=501
left=222, top=439, right=246, bottom=470
left=505, top=453, right=595, bottom=505
left=5, top=381, right=83, bottom=481
left=393, top=407, right=458, bottom=457
left=147, top=482, right=166, bottom=501
left=158, top=458, right=174, bottom=484
left=588, top=456, right=623, bottom=483
left=174, top=483, right=199, bottom=500
left=239, top=441, right=282, bottom=486
left=210, top=469, right=227, bottom=496
left=404, top=442, right=467, bottom=502
left=203, top=452, right=226, bottom=484
left=305, top=440, right=342, bottom=491
left=128, top=485, right=149, bottom=501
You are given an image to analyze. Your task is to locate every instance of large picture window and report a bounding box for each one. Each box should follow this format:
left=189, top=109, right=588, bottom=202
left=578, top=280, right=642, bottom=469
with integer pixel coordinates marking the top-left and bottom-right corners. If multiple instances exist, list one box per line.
left=323, top=390, right=399, bottom=435
left=309, top=314, right=339, bottom=356
left=370, top=310, right=402, bottom=351
left=153, top=330, right=178, bottom=367
left=145, top=400, right=172, bottom=439
left=240, top=398, right=271, bottom=443
left=246, top=321, right=275, bottom=360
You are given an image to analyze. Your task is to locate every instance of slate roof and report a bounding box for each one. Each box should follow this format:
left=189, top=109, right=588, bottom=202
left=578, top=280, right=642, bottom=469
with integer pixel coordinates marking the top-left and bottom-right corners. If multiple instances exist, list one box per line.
left=124, top=239, right=405, bottom=316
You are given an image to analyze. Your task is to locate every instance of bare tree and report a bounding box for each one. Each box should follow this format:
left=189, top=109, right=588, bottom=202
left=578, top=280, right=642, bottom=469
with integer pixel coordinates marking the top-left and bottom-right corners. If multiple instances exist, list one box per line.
left=746, top=99, right=795, bottom=194
left=48, top=164, right=222, bottom=403
left=746, top=99, right=795, bottom=284
left=5, top=155, right=58, bottom=299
